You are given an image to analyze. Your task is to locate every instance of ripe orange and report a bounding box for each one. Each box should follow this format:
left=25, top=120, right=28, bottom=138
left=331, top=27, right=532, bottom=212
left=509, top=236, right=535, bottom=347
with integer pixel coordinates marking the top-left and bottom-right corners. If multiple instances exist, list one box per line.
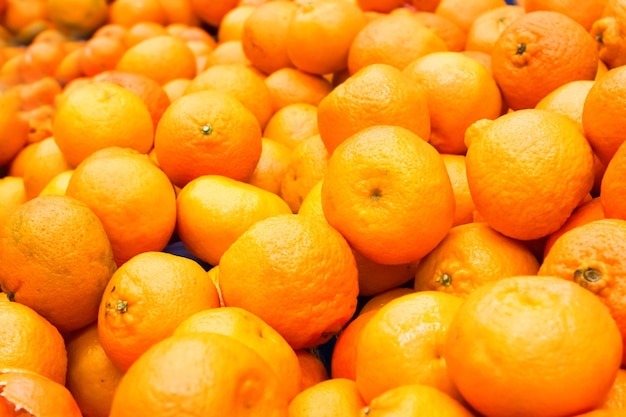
left=356, top=291, right=464, bottom=403
left=263, top=102, right=320, bottom=150
left=535, top=79, right=595, bottom=132
left=402, top=51, right=502, bottom=154
left=297, top=179, right=326, bottom=224
left=352, top=249, right=420, bottom=296
left=598, top=369, right=626, bottom=410
left=240, top=0, right=297, bottom=74
left=65, top=147, right=177, bottom=266
left=189, top=0, right=238, bottom=27
left=217, top=5, right=255, bottom=43
left=414, top=11, right=467, bottom=52
left=435, top=0, right=505, bottom=33
left=0, top=369, right=82, bottom=417
left=0, top=195, right=116, bottom=333
left=289, top=378, right=366, bottom=417
left=205, top=39, right=252, bottom=68
left=464, top=109, right=595, bottom=240
left=0, top=90, right=28, bottom=167
left=122, top=21, right=168, bottom=47
left=356, top=0, right=404, bottom=12
left=317, top=64, right=431, bottom=155
left=77, top=36, right=126, bottom=77
left=321, top=125, right=454, bottom=265
left=39, top=169, right=73, bottom=196
left=464, top=5, right=525, bottom=54
left=176, top=175, right=292, bottom=266
left=601, top=140, right=626, bottom=220
left=347, top=12, right=448, bottom=75
left=65, top=322, right=125, bottom=417
left=154, top=90, right=262, bottom=188
left=0, top=295, right=67, bottom=385
left=331, top=310, right=376, bottom=380
left=440, top=154, right=475, bottom=226
left=264, top=67, right=333, bottom=111
left=296, top=348, right=330, bottom=391
left=0, top=177, right=26, bottom=226
left=45, top=0, right=108, bottom=39
left=172, top=306, right=302, bottom=402
left=359, top=287, right=416, bottom=315
left=523, top=0, right=606, bottom=31
left=21, top=136, right=70, bottom=200
left=590, top=0, right=626, bottom=69
left=98, top=251, right=220, bottom=371
left=52, top=81, right=154, bottom=167
left=444, top=275, right=622, bottom=417
left=109, top=333, right=289, bottom=417
left=108, top=0, right=167, bottom=27
left=218, top=214, right=359, bottom=349
left=285, top=0, right=367, bottom=75
left=248, top=137, right=292, bottom=196
left=413, top=222, right=540, bottom=297
left=491, top=10, right=598, bottom=110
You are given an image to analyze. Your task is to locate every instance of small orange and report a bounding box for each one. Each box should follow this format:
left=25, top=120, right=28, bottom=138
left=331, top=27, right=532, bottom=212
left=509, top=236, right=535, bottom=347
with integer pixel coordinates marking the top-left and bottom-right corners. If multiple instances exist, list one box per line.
left=77, top=36, right=127, bottom=77
left=356, top=291, right=464, bottom=403
left=248, top=137, right=292, bottom=196
left=264, top=67, right=333, bottom=111
left=0, top=195, right=116, bottom=333
left=7, top=141, right=37, bottom=177
left=331, top=310, right=376, bottom=381
left=289, top=378, right=366, bottom=417
left=296, top=348, right=330, bottom=391
left=352, top=249, right=420, bottom=296
left=601, top=140, right=626, bottom=220
left=464, top=109, right=595, bottom=240
left=491, top=10, right=598, bottom=110
left=317, top=64, right=431, bottom=155
left=54, top=47, right=85, bottom=85
left=122, top=21, right=168, bottom=47
left=535, top=79, right=595, bottom=132
left=16, top=34, right=67, bottom=83
left=414, top=11, right=467, bottom=52
left=440, top=154, right=475, bottom=226
left=65, top=322, right=125, bottom=417
left=359, top=287, right=416, bottom=315
left=240, top=0, right=298, bottom=74
left=159, top=0, right=201, bottom=26
left=435, top=0, right=506, bottom=33
left=217, top=5, right=255, bottom=42
left=218, top=214, right=359, bottom=349
left=263, top=102, right=320, bottom=150
left=108, top=0, right=167, bottom=28
left=0, top=90, right=29, bottom=167
left=154, top=90, right=262, bottom=187
left=52, top=81, right=154, bottom=167
left=176, top=175, right=292, bottom=266
left=413, top=222, right=540, bottom=297
left=45, top=0, right=108, bottom=39
left=444, top=276, right=622, bottom=417
left=205, top=39, right=252, bottom=68
left=109, top=333, right=289, bottom=417
left=0, top=176, right=26, bottom=226
left=38, top=169, right=73, bottom=196
left=321, top=125, right=454, bottom=265
left=98, top=251, right=220, bottom=371
left=464, top=5, right=525, bottom=54
left=523, top=0, right=605, bottom=31
left=161, top=77, right=191, bottom=101
left=21, top=136, right=70, bottom=200
left=285, top=0, right=367, bottom=75
left=188, top=0, right=239, bottom=27
left=0, top=295, right=67, bottom=385
left=356, top=0, right=404, bottom=12
left=297, top=179, right=326, bottom=224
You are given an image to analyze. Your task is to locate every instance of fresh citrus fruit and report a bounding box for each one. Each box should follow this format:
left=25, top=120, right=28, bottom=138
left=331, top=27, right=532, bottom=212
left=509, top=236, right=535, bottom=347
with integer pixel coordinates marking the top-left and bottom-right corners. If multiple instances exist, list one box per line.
left=590, top=0, right=626, bottom=69
left=21, top=136, right=70, bottom=200
left=108, top=0, right=167, bottom=27
left=440, top=154, right=475, bottom=226
left=248, top=137, right=292, bottom=196
left=38, top=169, right=73, bottom=196
left=188, top=0, right=238, bottom=27
left=523, top=0, right=605, bottom=31
left=263, top=102, right=320, bottom=150
left=217, top=5, right=255, bottom=43
left=352, top=249, right=420, bottom=296
left=535, top=79, right=595, bottom=132
left=0, top=90, right=28, bottom=167
left=413, top=11, right=467, bottom=52
left=331, top=310, right=376, bottom=381
left=289, top=378, right=366, bottom=417
left=464, top=5, right=525, bottom=54
left=0, top=177, right=26, bottom=226
left=598, top=369, right=626, bottom=410
left=435, top=0, right=505, bottom=33
left=444, top=275, right=622, bottom=417
left=296, top=348, right=330, bottom=391
left=601, top=140, right=626, bottom=220
left=321, top=125, right=454, bottom=265
left=264, top=67, right=333, bottom=111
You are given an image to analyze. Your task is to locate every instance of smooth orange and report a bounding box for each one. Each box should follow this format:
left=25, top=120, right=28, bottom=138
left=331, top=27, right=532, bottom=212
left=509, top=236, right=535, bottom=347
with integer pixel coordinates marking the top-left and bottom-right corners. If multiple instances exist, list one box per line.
left=296, top=348, right=330, bottom=391
left=535, top=79, right=595, bottom=132
left=264, top=67, right=333, bottom=111
left=21, top=136, right=70, bottom=200
left=464, top=5, right=525, bottom=54
left=248, top=137, right=292, bottom=196
left=188, top=0, right=238, bottom=27
left=523, top=0, right=605, bottom=31
left=352, top=249, right=420, bottom=296
left=217, top=5, right=255, bottom=43
left=331, top=310, right=376, bottom=381
left=289, top=378, right=366, bottom=417
left=263, top=102, right=319, bottom=150
left=601, top=140, right=626, bottom=220
left=0, top=176, right=26, bottom=226
left=0, top=90, right=28, bottom=167
left=440, top=154, right=475, bottom=226
left=414, top=11, right=466, bottom=52
left=38, top=169, right=73, bottom=196
left=108, top=0, right=167, bottom=27
left=435, top=0, right=506, bottom=33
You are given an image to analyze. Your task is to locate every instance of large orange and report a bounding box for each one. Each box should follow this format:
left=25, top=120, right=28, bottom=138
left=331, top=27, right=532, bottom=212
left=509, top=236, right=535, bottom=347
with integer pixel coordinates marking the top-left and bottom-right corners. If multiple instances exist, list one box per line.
left=218, top=214, right=359, bottom=349
left=321, top=125, right=454, bottom=265
left=0, top=195, right=116, bottom=333
left=65, top=147, right=177, bottom=266
left=601, top=140, right=626, bottom=220
left=464, top=109, right=595, bottom=240
left=317, top=64, right=431, bottom=155
left=154, top=90, right=262, bottom=188
left=444, top=276, right=622, bottom=417
left=109, top=333, right=289, bottom=416
left=491, top=10, right=598, bottom=110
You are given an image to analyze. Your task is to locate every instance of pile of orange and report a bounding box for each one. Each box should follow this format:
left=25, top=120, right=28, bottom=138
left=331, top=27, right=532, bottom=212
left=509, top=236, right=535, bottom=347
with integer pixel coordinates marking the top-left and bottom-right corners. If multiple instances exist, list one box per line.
left=2, top=0, right=626, bottom=415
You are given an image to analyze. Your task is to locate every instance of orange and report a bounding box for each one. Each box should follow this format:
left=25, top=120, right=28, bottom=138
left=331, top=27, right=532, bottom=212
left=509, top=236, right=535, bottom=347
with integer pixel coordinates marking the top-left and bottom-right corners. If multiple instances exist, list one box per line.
left=440, top=154, right=475, bottom=226
left=347, top=12, right=448, bottom=75
left=108, top=0, right=167, bottom=27
left=52, top=81, right=154, bottom=167
left=414, top=11, right=466, bottom=52
left=1, top=0, right=47, bottom=37
left=296, top=349, right=330, bottom=391
left=109, top=333, right=289, bottom=417
left=444, top=275, right=622, bottom=417
left=92, top=70, right=171, bottom=131
left=599, top=369, right=626, bottom=410
left=0, top=295, right=67, bottom=385
left=54, top=47, right=85, bottom=85
left=523, top=0, right=606, bottom=31
left=538, top=219, right=626, bottom=364
left=0, top=195, right=116, bottom=333
left=413, top=222, right=540, bottom=297
left=21, top=137, right=70, bottom=200
left=263, top=102, right=319, bottom=150
left=205, top=39, right=252, bottom=68
left=582, top=66, right=626, bottom=164
left=280, top=133, right=328, bottom=213
left=65, top=147, right=176, bottom=266
left=264, top=67, right=333, bottom=111
left=321, top=125, right=454, bottom=265
left=7, top=142, right=37, bottom=178
left=590, top=0, right=626, bottom=69
left=98, top=251, right=220, bottom=371
left=116, top=35, right=197, bottom=84
left=359, top=287, right=416, bottom=315
left=65, top=323, right=125, bottom=417
left=285, top=0, right=367, bottom=75
left=464, top=109, right=595, bottom=240
left=45, top=0, right=108, bottom=39
left=356, top=0, right=404, bottom=12
left=172, top=306, right=302, bottom=401
left=176, top=175, right=292, bottom=266
left=16, top=40, right=67, bottom=83
left=331, top=310, right=376, bottom=380
left=289, top=378, right=366, bottom=417
left=161, top=77, right=191, bottom=101
left=122, top=21, right=168, bottom=47
left=189, top=0, right=239, bottom=27
left=77, top=36, right=127, bottom=77
left=0, top=369, right=82, bottom=417
left=464, top=5, right=525, bottom=54
left=535, top=79, right=595, bottom=132
left=217, top=5, right=255, bottom=42
left=248, top=137, right=292, bottom=196
left=361, top=384, right=475, bottom=417
left=543, top=197, right=605, bottom=257
left=297, top=179, right=326, bottom=224
left=0, top=90, right=29, bottom=167
left=0, top=176, right=26, bottom=226
left=356, top=291, right=464, bottom=403
left=317, top=64, right=431, bottom=155
left=240, top=0, right=297, bottom=75
left=39, top=169, right=73, bottom=196
left=159, top=0, right=201, bottom=25
left=402, top=51, right=502, bottom=154
left=435, top=0, right=505, bottom=33
left=352, top=249, right=420, bottom=296
left=218, top=213, right=359, bottom=349
left=185, top=63, right=273, bottom=128
left=154, top=90, right=262, bottom=187
left=491, top=10, right=598, bottom=110
left=601, top=140, right=626, bottom=220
